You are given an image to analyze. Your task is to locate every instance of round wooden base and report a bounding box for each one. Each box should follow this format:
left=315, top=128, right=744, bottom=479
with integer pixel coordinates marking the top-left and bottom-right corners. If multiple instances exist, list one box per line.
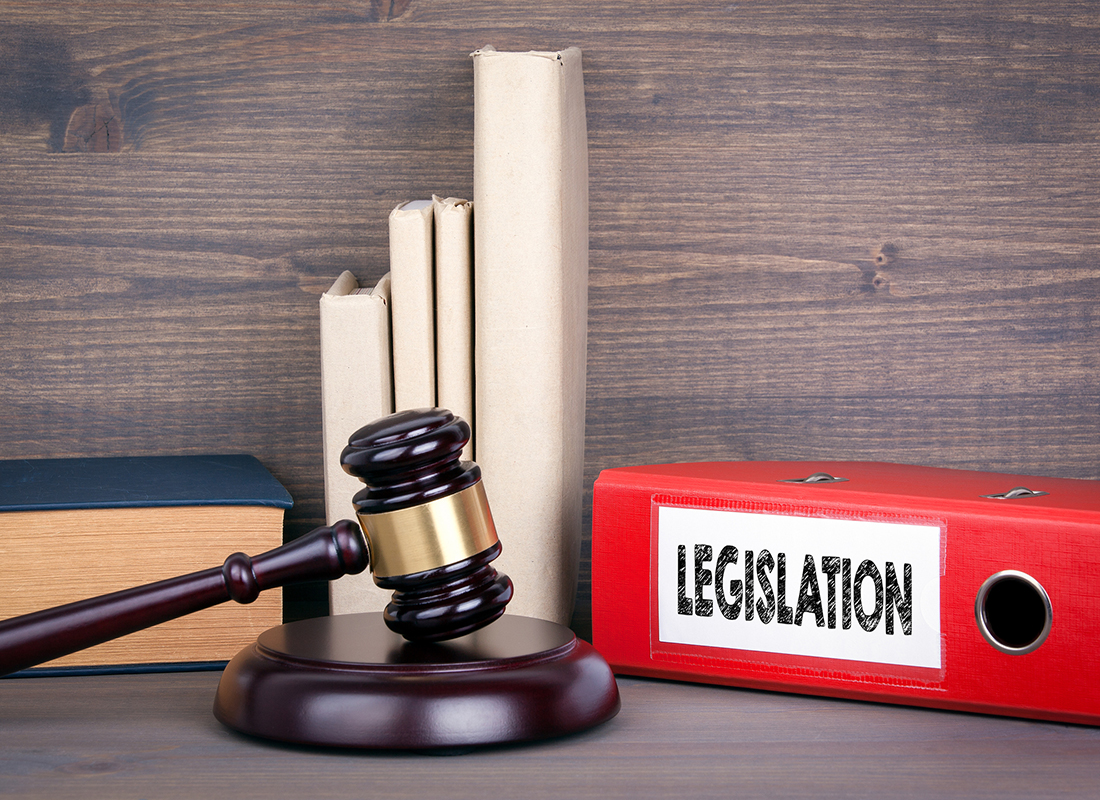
left=213, top=612, right=621, bottom=750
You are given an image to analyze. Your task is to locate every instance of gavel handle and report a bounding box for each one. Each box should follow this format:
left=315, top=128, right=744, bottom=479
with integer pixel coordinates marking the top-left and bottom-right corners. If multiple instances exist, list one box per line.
left=0, top=519, right=368, bottom=677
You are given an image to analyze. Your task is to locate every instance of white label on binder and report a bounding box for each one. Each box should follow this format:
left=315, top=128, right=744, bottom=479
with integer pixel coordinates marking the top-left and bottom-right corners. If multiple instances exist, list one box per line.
left=657, top=505, right=942, bottom=669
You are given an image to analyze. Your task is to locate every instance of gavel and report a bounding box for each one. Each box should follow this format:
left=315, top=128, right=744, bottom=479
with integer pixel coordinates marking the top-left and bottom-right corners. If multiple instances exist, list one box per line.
left=0, top=408, right=513, bottom=677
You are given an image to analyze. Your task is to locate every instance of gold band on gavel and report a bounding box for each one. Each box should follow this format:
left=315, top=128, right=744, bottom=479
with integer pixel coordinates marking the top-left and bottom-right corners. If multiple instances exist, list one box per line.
left=356, top=481, right=499, bottom=578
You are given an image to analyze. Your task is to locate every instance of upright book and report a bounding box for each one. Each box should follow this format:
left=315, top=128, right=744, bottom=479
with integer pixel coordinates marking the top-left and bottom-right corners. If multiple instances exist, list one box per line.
left=0, top=455, right=290, bottom=670
left=471, top=46, right=588, bottom=625
left=319, top=271, right=395, bottom=615
left=432, top=195, right=475, bottom=460
left=389, top=199, right=436, bottom=412
left=591, top=460, right=1100, bottom=725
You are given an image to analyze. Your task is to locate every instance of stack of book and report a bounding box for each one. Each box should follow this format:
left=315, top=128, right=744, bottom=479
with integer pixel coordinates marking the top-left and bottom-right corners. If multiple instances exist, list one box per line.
left=322, top=47, right=588, bottom=626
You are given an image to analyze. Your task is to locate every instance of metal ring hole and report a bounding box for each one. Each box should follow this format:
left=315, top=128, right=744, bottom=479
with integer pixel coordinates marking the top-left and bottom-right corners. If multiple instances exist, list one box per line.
left=779, top=472, right=848, bottom=484
left=981, top=486, right=1049, bottom=500
left=975, top=571, right=1052, bottom=655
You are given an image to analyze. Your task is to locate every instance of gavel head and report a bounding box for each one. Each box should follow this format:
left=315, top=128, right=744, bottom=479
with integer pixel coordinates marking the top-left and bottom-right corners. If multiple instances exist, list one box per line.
left=341, top=408, right=514, bottom=642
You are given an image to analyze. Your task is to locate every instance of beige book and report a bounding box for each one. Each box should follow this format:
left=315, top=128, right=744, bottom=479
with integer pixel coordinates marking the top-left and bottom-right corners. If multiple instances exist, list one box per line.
left=389, top=199, right=436, bottom=411
left=319, top=270, right=394, bottom=615
left=471, top=46, right=588, bottom=625
left=432, top=195, right=475, bottom=460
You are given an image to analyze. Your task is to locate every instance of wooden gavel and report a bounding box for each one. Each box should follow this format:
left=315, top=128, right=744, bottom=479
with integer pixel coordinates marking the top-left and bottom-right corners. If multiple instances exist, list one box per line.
left=0, top=409, right=513, bottom=677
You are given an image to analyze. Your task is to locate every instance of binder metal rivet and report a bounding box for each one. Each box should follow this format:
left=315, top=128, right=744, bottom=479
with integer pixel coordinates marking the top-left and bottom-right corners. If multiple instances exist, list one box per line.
left=780, top=472, right=849, bottom=485
left=975, top=570, right=1053, bottom=655
left=981, top=486, right=1049, bottom=500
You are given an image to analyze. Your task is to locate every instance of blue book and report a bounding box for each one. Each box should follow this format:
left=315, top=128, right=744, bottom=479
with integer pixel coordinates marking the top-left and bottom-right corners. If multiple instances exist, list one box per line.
left=0, top=454, right=292, bottom=512
left=0, top=455, right=292, bottom=674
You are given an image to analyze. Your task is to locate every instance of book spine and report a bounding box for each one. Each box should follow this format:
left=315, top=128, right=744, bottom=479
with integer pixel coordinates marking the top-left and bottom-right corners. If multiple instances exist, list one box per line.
left=471, top=47, right=588, bottom=625
left=389, top=199, right=437, bottom=411
left=319, top=271, right=394, bottom=615
left=432, top=195, right=475, bottom=460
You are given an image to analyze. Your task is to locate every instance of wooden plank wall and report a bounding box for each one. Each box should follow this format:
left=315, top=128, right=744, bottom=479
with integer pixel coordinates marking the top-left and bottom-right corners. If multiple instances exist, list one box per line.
left=2, top=2, right=1098, bottom=634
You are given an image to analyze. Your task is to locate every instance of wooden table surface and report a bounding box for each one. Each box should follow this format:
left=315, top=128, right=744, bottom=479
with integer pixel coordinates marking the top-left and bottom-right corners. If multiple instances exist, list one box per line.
left=2, top=669, right=1099, bottom=799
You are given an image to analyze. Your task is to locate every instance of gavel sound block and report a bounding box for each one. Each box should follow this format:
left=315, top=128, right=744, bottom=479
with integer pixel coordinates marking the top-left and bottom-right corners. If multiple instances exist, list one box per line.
left=0, top=409, right=620, bottom=750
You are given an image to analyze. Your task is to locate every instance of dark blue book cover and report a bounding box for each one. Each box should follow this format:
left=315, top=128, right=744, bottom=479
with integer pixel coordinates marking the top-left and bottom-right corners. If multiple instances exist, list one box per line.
left=0, top=455, right=293, bottom=513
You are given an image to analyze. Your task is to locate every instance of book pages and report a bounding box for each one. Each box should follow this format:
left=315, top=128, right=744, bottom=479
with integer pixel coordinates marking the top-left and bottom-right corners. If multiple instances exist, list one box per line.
left=471, top=46, right=588, bottom=625
left=433, top=195, right=475, bottom=460
left=320, top=270, right=394, bottom=615
left=390, top=199, right=436, bottom=411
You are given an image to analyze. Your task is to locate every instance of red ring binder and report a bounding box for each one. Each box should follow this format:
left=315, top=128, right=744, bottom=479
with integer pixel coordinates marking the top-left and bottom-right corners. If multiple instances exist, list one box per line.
left=592, top=460, right=1100, bottom=725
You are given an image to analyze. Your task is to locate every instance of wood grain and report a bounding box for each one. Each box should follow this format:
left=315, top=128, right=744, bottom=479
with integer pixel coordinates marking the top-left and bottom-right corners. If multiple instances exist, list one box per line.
left=1, top=2, right=1098, bottom=633
left=1, top=672, right=1099, bottom=798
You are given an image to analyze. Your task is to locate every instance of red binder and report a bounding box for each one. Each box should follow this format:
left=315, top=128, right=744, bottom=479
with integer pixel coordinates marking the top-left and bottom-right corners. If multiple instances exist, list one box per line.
left=591, top=461, right=1100, bottom=725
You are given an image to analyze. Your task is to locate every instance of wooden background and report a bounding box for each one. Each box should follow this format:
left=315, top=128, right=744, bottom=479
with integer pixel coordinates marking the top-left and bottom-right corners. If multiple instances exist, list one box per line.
left=2, top=1, right=1097, bottom=635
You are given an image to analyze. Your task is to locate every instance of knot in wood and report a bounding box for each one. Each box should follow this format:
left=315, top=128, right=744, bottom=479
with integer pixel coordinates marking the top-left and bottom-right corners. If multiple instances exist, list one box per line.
left=872, top=242, right=899, bottom=267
